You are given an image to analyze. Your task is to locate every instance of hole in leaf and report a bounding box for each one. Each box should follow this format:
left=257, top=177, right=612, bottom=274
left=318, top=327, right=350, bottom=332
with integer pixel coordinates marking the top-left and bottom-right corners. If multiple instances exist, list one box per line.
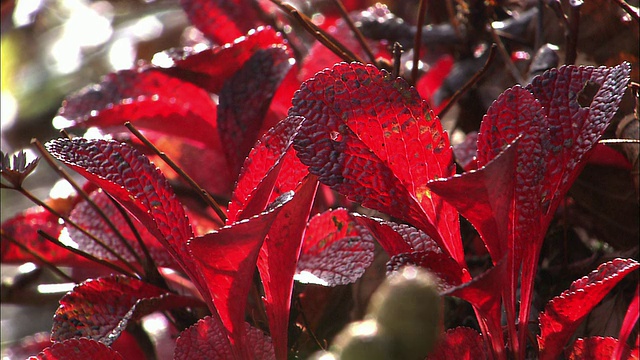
left=577, top=80, right=600, bottom=108
left=330, top=131, right=343, bottom=142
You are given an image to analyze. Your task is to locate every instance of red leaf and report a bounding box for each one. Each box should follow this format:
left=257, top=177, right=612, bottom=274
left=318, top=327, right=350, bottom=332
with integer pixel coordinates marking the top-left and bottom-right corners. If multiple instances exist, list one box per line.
left=227, top=116, right=307, bottom=223
left=1, top=206, right=86, bottom=265
left=187, top=194, right=291, bottom=351
left=588, top=143, right=632, bottom=169
left=51, top=275, right=202, bottom=344
left=444, top=259, right=508, bottom=360
left=565, top=337, right=633, bottom=360
left=615, top=285, right=640, bottom=360
left=28, top=338, right=123, bottom=360
left=538, top=258, right=640, bottom=360
left=159, top=27, right=288, bottom=95
left=67, top=189, right=175, bottom=267
left=174, top=315, right=233, bottom=360
left=179, top=0, right=265, bottom=45
left=295, top=208, right=375, bottom=287
left=45, top=138, right=206, bottom=301
left=451, top=131, right=478, bottom=171
left=386, top=251, right=468, bottom=293
left=218, top=47, right=293, bottom=175
left=427, top=327, right=489, bottom=360
left=174, top=318, right=276, bottom=360
left=58, top=68, right=218, bottom=148
left=354, top=215, right=442, bottom=257
left=291, top=62, right=464, bottom=265
left=258, top=176, right=318, bottom=360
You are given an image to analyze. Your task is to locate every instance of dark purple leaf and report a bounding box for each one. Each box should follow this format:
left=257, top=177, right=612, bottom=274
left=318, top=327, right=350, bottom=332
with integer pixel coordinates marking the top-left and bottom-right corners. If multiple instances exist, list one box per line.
left=354, top=215, right=443, bottom=257
left=218, top=47, right=294, bottom=175
left=28, top=338, right=123, bottom=360
left=386, top=251, right=469, bottom=293
left=173, top=315, right=233, bottom=360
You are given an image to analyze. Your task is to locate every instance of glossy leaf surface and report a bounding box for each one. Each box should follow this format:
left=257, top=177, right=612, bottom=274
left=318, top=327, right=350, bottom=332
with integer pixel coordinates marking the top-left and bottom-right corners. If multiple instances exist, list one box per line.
left=291, top=62, right=463, bottom=265
left=59, top=68, right=218, bottom=147
left=538, top=258, right=640, bottom=360
left=295, top=208, right=375, bottom=287
left=28, top=338, right=123, bottom=360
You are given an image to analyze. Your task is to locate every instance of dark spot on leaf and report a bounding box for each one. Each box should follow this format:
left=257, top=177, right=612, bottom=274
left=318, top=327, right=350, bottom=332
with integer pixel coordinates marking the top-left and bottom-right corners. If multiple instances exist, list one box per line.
left=576, top=80, right=600, bottom=108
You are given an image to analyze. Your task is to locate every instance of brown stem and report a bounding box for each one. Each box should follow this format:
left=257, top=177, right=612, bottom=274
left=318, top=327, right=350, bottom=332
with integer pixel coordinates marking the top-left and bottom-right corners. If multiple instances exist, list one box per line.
left=565, top=0, right=582, bottom=65
left=412, top=0, right=429, bottom=84
left=1, top=230, right=76, bottom=282
left=437, top=44, right=497, bottom=119
left=269, top=0, right=364, bottom=64
left=392, top=42, right=403, bottom=78
left=60, top=129, right=72, bottom=140
left=488, top=26, right=525, bottom=84
left=31, top=139, right=143, bottom=265
left=329, top=0, right=377, bottom=63
left=37, top=230, right=138, bottom=278
left=17, top=186, right=141, bottom=275
left=124, top=122, right=227, bottom=225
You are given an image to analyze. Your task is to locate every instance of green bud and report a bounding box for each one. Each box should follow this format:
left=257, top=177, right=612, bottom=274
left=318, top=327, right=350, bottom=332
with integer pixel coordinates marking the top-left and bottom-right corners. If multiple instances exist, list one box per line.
left=331, top=319, right=394, bottom=360
left=367, top=266, right=442, bottom=360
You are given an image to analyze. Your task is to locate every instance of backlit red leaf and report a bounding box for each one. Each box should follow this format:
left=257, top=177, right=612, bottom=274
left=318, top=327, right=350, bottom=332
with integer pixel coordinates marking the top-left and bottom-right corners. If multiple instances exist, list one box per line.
left=188, top=194, right=291, bottom=350
left=179, top=0, right=265, bottom=45
left=1, top=206, right=86, bottom=265
left=295, top=208, right=375, bottom=287
left=427, top=327, right=488, bottom=360
left=58, top=68, right=218, bottom=147
left=565, top=337, right=634, bottom=360
left=386, top=251, right=468, bottom=293
left=615, top=285, right=640, bottom=360
left=158, top=27, right=288, bottom=95
left=538, top=258, right=640, bottom=360
left=291, top=62, right=463, bottom=265
left=67, top=189, right=174, bottom=267
left=51, top=275, right=202, bottom=344
left=258, top=176, right=318, bottom=360
left=28, top=338, right=123, bottom=360
left=218, top=47, right=293, bottom=175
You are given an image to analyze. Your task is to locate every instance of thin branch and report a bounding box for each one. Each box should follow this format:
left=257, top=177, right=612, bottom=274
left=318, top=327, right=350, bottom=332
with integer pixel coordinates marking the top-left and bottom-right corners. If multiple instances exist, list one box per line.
left=329, top=0, right=377, bottom=63
left=16, top=186, right=141, bottom=275
left=612, top=0, right=639, bottom=22
left=599, top=139, right=640, bottom=144
left=31, top=139, right=143, bottom=265
left=124, top=122, right=227, bottom=225
left=488, top=26, right=525, bottom=84
left=437, top=44, right=498, bottom=119
left=565, top=0, right=582, bottom=65
left=392, top=42, right=403, bottom=78
left=1, top=230, right=76, bottom=282
left=37, top=230, right=138, bottom=278
left=269, top=0, right=364, bottom=64
left=60, top=129, right=73, bottom=140
left=412, top=0, right=429, bottom=84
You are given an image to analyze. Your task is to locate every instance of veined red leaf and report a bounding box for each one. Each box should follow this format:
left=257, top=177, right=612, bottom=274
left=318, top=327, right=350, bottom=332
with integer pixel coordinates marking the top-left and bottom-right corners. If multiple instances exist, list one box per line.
left=354, top=215, right=442, bottom=257
left=258, top=176, right=318, bottom=360
left=51, top=275, right=203, bottom=344
left=227, top=116, right=307, bottom=223
left=218, top=47, right=293, bottom=175
left=427, top=327, right=488, bottom=360
left=291, top=62, right=464, bottom=265
left=295, top=208, right=375, bottom=287
left=538, top=258, right=640, bottom=360
left=174, top=318, right=276, bottom=360
left=187, top=193, right=291, bottom=352
left=565, top=337, right=634, bottom=360
left=58, top=68, right=218, bottom=148
left=158, top=27, right=288, bottom=95
left=45, top=138, right=210, bottom=310
left=386, top=251, right=468, bottom=293
left=67, top=189, right=175, bottom=267
left=615, top=285, right=640, bottom=360
left=28, top=338, right=123, bottom=360
left=179, top=0, right=265, bottom=45
left=1, top=206, right=87, bottom=265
